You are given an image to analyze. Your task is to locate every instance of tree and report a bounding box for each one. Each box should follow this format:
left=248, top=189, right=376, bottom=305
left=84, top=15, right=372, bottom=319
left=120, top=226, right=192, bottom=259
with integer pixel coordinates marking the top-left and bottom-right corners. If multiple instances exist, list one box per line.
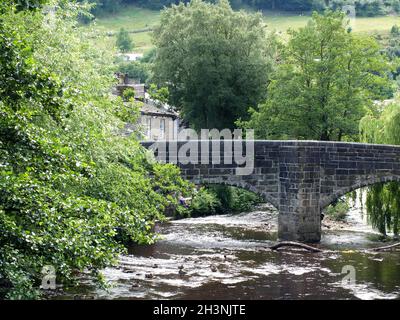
left=0, top=1, right=192, bottom=299
left=77, top=0, right=122, bottom=15
left=243, top=11, right=392, bottom=141
left=152, top=0, right=276, bottom=130
left=116, top=27, right=133, bottom=52
left=148, top=84, right=169, bottom=105
left=116, top=60, right=150, bottom=83
left=360, top=102, right=400, bottom=238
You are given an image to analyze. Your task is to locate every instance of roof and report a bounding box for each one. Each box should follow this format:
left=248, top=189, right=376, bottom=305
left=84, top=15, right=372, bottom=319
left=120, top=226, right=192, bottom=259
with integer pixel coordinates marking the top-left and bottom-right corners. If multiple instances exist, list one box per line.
left=140, top=101, right=178, bottom=119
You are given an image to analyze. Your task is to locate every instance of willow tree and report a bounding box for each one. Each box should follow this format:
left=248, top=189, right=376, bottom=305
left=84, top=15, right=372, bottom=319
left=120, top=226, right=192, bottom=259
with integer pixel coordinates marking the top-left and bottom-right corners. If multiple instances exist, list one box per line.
left=360, top=103, right=400, bottom=237
left=152, top=0, right=276, bottom=130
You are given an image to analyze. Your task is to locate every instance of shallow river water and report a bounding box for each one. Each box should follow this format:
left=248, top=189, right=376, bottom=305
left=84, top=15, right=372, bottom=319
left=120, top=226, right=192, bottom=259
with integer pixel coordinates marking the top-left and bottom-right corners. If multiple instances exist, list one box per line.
left=55, top=204, right=400, bottom=300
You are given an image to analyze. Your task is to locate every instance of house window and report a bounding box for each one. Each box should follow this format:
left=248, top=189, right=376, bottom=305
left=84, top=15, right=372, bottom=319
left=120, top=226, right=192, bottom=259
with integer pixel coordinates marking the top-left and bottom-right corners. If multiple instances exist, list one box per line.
left=145, top=117, right=151, bottom=139
left=160, top=119, right=165, bottom=140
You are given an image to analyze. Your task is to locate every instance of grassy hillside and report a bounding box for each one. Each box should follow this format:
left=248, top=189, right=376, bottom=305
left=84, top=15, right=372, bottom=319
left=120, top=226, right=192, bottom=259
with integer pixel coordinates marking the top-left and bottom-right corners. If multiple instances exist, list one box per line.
left=262, top=10, right=400, bottom=34
left=83, top=6, right=160, bottom=53
left=83, top=5, right=400, bottom=53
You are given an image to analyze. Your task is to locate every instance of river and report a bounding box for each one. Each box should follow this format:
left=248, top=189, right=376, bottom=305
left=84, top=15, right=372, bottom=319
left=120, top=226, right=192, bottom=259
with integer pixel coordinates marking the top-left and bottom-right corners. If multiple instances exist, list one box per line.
left=54, top=202, right=400, bottom=300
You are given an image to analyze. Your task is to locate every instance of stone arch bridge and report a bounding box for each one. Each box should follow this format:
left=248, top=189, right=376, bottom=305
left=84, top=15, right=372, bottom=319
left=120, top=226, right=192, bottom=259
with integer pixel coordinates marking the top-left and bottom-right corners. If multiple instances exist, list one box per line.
left=141, top=140, right=400, bottom=243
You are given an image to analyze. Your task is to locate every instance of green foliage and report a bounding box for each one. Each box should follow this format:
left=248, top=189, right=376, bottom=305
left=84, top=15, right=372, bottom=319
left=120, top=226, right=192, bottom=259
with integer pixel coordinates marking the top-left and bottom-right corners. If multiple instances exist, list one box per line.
left=6, top=0, right=50, bottom=12
left=141, top=48, right=156, bottom=63
left=382, top=26, right=400, bottom=84
left=122, top=88, right=136, bottom=101
left=148, top=84, right=169, bottom=104
left=207, top=185, right=261, bottom=213
left=0, top=1, right=192, bottom=299
left=324, top=200, right=350, bottom=221
left=77, top=0, right=123, bottom=16
left=360, top=101, right=400, bottom=145
left=311, top=0, right=327, bottom=11
left=114, top=97, right=141, bottom=122
left=116, top=27, right=133, bottom=52
left=243, top=10, right=392, bottom=141
left=131, top=0, right=398, bottom=16
left=391, top=24, right=400, bottom=35
left=360, top=101, right=400, bottom=237
left=355, top=0, right=387, bottom=17
left=228, top=186, right=261, bottom=212
left=180, top=185, right=261, bottom=217
left=274, top=0, right=395, bottom=16
left=188, top=188, right=221, bottom=216
left=366, top=182, right=400, bottom=236
left=132, top=0, right=188, bottom=10
left=152, top=0, right=276, bottom=130
left=116, top=60, right=150, bottom=83
left=391, top=0, right=400, bottom=12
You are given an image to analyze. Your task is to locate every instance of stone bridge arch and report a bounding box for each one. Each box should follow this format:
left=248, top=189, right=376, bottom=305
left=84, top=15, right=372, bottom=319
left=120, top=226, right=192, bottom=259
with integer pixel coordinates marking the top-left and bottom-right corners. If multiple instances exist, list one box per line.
left=319, top=175, right=400, bottom=211
left=141, top=140, right=400, bottom=243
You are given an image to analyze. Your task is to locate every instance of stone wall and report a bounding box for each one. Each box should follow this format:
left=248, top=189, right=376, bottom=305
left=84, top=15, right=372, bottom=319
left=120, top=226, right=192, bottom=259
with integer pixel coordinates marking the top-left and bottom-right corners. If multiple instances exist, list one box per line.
left=141, top=140, right=400, bottom=242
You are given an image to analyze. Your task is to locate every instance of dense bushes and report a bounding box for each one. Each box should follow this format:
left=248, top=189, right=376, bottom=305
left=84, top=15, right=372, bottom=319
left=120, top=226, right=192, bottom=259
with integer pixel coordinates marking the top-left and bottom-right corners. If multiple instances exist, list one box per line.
left=208, top=185, right=261, bottom=213
left=188, top=188, right=222, bottom=216
left=324, top=200, right=351, bottom=221
left=187, top=186, right=261, bottom=217
left=0, top=1, right=192, bottom=299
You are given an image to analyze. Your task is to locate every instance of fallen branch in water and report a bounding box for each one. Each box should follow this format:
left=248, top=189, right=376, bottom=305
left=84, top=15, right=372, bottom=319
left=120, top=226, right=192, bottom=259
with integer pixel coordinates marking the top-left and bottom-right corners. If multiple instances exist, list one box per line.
left=269, top=241, right=323, bottom=253
left=370, top=242, right=400, bottom=252
left=267, top=241, right=400, bottom=254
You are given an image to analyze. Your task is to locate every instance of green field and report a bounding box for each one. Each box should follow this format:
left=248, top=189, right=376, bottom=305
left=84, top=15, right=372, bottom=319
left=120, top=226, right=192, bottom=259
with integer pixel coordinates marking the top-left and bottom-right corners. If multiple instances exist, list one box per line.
left=84, top=5, right=400, bottom=53
left=83, top=5, right=160, bottom=53
left=262, top=11, right=400, bottom=34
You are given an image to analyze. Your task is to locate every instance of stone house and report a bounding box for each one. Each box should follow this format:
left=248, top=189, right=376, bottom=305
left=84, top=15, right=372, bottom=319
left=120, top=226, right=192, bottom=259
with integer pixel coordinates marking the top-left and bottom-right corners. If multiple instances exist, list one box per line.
left=139, top=100, right=180, bottom=141
left=114, top=74, right=181, bottom=140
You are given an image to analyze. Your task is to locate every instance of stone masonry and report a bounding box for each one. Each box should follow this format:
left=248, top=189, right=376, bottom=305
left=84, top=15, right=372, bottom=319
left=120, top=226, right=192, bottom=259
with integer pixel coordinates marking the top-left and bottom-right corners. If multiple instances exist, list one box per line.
left=141, top=140, right=400, bottom=243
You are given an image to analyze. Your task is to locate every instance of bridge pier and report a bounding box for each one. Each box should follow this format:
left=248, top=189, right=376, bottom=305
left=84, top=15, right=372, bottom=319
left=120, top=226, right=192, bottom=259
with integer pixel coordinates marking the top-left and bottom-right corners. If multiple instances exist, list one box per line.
left=278, top=206, right=321, bottom=243
left=277, top=144, right=322, bottom=242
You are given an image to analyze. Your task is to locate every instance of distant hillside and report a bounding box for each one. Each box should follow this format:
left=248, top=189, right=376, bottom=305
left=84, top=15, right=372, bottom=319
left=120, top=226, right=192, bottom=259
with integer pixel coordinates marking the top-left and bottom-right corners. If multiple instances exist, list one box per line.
left=82, top=0, right=400, bottom=16
left=82, top=4, right=400, bottom=53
